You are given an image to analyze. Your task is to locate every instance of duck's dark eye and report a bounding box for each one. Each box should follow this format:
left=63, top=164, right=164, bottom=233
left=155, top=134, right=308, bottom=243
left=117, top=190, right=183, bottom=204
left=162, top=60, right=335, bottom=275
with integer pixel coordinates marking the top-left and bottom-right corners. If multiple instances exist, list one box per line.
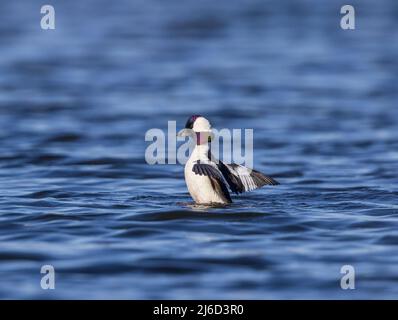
left=185, top=115, right=202, bottom=129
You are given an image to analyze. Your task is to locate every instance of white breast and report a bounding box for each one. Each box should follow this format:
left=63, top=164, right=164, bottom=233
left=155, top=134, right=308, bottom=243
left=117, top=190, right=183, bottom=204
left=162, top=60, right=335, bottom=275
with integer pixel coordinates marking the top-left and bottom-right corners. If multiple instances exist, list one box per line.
left=184, top=146, right=228, bottom=204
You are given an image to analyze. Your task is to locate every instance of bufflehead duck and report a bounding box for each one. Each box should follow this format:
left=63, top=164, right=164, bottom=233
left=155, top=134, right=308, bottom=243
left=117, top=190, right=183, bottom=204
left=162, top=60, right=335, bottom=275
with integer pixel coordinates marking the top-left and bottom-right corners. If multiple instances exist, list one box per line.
left=177, top=115, right=279, bottom=205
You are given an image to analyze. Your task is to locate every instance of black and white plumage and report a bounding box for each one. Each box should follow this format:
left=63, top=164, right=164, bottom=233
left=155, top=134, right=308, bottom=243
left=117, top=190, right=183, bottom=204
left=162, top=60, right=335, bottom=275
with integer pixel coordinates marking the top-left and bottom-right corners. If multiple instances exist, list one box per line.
left=178, top=115, right=279, bottom=205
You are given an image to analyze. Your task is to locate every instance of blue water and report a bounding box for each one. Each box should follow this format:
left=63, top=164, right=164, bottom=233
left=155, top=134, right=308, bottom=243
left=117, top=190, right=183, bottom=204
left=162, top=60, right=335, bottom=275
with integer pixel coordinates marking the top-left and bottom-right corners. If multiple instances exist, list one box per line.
left=0, top=0, right=397, bottom=299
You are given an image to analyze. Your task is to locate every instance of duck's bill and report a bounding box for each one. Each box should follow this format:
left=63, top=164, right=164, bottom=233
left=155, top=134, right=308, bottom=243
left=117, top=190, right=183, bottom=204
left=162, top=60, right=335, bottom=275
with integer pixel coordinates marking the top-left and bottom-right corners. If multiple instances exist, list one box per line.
left=177, top=128, right=194, bottom=137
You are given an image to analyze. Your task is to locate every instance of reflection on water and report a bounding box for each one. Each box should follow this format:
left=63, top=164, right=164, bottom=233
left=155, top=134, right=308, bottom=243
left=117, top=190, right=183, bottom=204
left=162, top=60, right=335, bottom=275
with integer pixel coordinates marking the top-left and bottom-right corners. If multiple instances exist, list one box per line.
left=0, top=0, right=398, bottom=299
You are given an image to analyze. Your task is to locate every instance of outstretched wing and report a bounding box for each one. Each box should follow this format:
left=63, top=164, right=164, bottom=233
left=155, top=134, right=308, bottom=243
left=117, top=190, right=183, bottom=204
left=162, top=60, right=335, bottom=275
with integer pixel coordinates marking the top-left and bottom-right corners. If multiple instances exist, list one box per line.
left=217, top=162, right=279, bottom=194
left=192, top=162, right=232, bottom=203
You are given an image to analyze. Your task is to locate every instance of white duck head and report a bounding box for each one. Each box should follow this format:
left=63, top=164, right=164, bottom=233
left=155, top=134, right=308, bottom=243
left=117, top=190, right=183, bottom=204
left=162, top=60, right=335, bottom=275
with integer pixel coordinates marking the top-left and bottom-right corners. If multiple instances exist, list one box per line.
left=177, top=115, right=213, bottom=144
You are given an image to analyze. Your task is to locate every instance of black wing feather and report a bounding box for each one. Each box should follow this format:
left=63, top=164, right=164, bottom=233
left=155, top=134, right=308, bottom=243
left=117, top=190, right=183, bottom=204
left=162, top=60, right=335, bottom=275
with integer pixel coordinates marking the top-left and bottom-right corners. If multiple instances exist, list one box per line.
left=216, top=160, right=279, bottom=193
left=216, top=161, right=245, bottom=194
left=250, top=169, right=279, bottom=186
left=192, top=162, right=232, bottom=203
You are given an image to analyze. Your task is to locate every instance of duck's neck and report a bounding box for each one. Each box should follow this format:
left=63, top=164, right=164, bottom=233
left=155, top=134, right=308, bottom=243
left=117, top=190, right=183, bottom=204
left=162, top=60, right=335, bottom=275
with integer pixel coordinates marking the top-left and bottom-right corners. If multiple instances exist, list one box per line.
left=193, top=142, right=210, bottom=160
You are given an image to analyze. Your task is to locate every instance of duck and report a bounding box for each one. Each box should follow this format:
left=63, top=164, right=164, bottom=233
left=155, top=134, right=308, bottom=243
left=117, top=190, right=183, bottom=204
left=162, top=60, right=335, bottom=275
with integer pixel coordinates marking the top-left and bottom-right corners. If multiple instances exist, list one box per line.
left=177, top=115, right=279, bottom=204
